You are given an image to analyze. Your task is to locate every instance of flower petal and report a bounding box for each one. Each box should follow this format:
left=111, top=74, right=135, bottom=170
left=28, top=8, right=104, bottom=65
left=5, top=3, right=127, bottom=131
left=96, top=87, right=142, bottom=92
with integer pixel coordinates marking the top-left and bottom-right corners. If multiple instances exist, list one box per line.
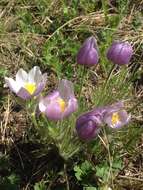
left=45, top=101, right=63, bottom=120
left=103, top=109, right=130, bottom=129
left=76, top=114, right=101, bottom=141
left=42, top=73, right=47, bottom=82
left=39, top=91, right=59, bottom=112
left=107, top=41, right=133, bottom=65
left=39, top=99, right=47, bottom=112
left=16, top=68, right=28, bottom=85
left=5, top=77, right=21, bottom=93
left=17, top=87, right=32, bottom=100
left=77, top=36, right=99, bottom=67
left=33, top=83, right=44, bottom=96
left=58, top=79, right=74, bottom=101
left=28, top=66, right=42, bottom=83
left=82, top=36, right=98, bottom=50
left=63, top=98, right=78, bottom=117
left=33, top=73, right=47, bottom=96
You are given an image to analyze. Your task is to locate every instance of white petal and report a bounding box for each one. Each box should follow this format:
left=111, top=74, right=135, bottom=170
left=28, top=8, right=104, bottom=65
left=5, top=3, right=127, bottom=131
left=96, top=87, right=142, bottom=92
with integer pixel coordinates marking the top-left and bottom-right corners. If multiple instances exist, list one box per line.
left=16, top=68, right=28, bottom=85
left=42, top=73, right=47, bottom=82
left=28, top=66, right=42, bottom=83
left=39, top=100, right=46, bottom=112
left=5, top=77, right=21, bottom=93
left=58, top=79, right=74, bottom=101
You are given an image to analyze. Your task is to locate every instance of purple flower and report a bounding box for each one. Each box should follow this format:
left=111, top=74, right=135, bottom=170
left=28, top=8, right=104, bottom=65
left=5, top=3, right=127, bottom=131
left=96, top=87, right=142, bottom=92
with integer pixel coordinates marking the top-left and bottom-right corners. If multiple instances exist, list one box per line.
left=103, top=102, right=131, bottom=129
left=76, top=102, right=131, bottom=141
left=77, top=36, right=99, bottom=67
left=76, top=108, right=105, bottom=141
left=39, top=79, right=78, bottom=121
left=107, top=41, right=133, bottom=65
left=5, top=66, right=47, bottom=100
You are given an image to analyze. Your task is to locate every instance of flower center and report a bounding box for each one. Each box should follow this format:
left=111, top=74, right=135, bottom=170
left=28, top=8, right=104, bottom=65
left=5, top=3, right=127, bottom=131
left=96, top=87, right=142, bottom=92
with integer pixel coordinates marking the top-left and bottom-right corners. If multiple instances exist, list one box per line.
left=57, top=98, right=66, bottom=112
left=111, top=112, right=120, bottom=125
left=24, top=83, right=36, bottom=95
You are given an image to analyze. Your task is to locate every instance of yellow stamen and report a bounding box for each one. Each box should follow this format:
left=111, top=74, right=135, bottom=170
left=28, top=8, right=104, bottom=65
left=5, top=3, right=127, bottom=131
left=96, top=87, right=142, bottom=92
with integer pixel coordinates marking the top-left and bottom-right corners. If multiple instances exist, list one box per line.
left=111, top=112, right=120, bottom=125
left=57, top=98, right=66, bottom=112
left=24, top=83, right=36, bottom=95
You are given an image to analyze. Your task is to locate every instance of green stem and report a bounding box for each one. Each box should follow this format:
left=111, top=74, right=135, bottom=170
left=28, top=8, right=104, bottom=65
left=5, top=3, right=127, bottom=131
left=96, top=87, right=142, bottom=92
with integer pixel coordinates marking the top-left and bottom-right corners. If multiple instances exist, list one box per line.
left=79, top=66, right=87, bottom=99
left=25, top=100, right=38, bottom=128
left=102, top=126, right=113, bottom=185
left=101, top=0, right=108, bottom=23
left=31, top=112, right=39, bottom=128
left=98, top=64, right=116, bottom=105
left=104, top=64, right=116, bottom=90
left=64, top=163, right=70, bottom=190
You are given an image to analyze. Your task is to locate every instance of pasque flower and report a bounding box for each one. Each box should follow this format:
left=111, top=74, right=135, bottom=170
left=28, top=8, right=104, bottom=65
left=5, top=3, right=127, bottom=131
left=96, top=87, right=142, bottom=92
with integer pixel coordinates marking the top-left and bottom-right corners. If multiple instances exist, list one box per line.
left=39, top=79, right=78, bottom=121
left=5, top=66, right=47, bottom=100
left=107, top=41, right=133, bottom=65
left=103, top=102, right=131, bottom=129
left=76, top=108, right=105, bottom=141
left=77, top=36, right=99, bottom=67
left=76, top=102, right=130, bottom=141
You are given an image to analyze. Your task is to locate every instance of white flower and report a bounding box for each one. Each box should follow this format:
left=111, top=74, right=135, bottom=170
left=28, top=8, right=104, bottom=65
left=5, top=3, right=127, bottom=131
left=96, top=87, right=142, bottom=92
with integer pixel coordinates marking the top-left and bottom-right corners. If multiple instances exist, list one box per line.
left=5, top=66, right=47, bottom=99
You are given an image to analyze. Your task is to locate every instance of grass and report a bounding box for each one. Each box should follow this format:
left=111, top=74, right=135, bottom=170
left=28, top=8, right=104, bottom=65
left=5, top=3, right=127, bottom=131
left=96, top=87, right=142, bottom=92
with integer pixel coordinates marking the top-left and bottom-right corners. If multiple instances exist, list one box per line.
left=0, top=0, right=143, bottom=189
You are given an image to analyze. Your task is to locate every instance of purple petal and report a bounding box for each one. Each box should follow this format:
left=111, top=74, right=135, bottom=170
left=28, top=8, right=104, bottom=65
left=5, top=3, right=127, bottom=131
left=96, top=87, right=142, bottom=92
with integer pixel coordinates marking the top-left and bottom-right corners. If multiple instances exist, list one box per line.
left=82, top=36, right=98, bottom=50
left=45, top=101, right=63, bottom=121
left=77, top=47, right=99, bottom=67
left=33, top=83, right=45, bottom=96
left=91, top=106, right=107, bottom=115
left=38, top=91, right=60, bottom=115
left=17, top=87, right=32, bottom=100
left=76, top=114, right=101, bottom=141
left=103, top=102, right=131, bottom=129
left=77, top=36, right=99, bottom=67
left=63, top=97, right=78, bottom=117
left=33, top=73, right=47, bottom=96
left=104, top=101, right=124, bottom=113
left=38, top=77, right=78, bottom=121
left=39, top=92, right=78, bottom=121
left=107, top=41, right=133, bottom=65
left=43, top=91, right=59, bottom=103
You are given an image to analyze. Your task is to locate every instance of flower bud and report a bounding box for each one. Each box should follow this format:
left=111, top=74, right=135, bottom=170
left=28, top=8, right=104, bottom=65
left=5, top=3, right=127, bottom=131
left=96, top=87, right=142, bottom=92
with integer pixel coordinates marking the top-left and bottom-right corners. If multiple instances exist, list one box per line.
left=107, top=41, right=133, bottom=65
left=76, top=113, right=101, bottom=141
left=77, top=36, right=99, bottom=67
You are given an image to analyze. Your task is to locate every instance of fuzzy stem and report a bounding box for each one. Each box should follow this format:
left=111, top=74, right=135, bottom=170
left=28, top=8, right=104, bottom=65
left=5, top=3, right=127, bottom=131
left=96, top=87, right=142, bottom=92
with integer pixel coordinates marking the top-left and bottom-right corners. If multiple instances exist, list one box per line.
left=79, top=66, right=88, bottom=99
left=102, top=126, right=113, bottom=185
left=101, top=0, right=109, bottom=23
left=64, top=163, right=70, bottom=190
left=98, top=64, right=116, bottom=105
left=104, top=64, right=116, bottom=89
left=31, top=112, right=39, bottom=128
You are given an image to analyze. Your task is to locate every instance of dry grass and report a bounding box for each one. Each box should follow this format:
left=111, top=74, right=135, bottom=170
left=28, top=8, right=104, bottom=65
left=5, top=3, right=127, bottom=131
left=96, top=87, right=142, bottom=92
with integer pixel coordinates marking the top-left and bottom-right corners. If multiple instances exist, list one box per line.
left=0, top=0, right=143, bottom=189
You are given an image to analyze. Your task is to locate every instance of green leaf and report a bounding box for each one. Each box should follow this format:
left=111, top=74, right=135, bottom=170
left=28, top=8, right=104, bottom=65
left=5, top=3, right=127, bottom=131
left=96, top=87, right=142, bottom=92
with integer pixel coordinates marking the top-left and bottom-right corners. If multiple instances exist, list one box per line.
left=80, top=160, right=93, bottom=173
left=34, top=181, right=47, bottom=190
left=96, top=164, right=109, bottom=181
left=74, top=160, right=94, bottom=181
left=74, top=165, right=83, bottom=181
left=112, top=159, right=123, bottom=170
left=83, top=187, right=98, bottom=190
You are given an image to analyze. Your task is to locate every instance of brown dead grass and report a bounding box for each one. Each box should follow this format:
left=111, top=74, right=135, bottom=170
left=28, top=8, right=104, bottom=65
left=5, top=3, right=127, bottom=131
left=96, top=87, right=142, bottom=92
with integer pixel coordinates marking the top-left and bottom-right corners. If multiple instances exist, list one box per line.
left=0, top=0, right=142, bottom=189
